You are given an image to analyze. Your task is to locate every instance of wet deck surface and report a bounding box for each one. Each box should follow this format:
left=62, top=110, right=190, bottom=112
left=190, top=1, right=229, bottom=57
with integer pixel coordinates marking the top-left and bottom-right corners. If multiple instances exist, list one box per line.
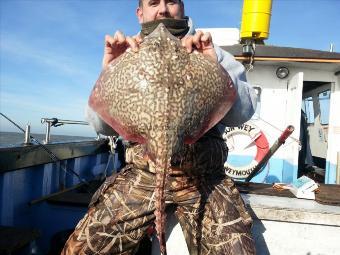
left=0, top=226, right=40, bottom=253
left=46, top=180, right=340, bottom=207
left=237, top=181, right=340, bottom=205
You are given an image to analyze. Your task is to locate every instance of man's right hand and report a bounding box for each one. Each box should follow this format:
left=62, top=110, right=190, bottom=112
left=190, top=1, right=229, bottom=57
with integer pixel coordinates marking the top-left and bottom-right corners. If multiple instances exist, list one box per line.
left=102, top=31, right=142, bottom=69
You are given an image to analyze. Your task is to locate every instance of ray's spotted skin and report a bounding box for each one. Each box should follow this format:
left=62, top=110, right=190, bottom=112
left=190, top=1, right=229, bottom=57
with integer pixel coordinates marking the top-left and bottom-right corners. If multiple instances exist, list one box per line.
left=62, top=24, right=239, bottom=255
left=64, top=24, right=237, bottom=255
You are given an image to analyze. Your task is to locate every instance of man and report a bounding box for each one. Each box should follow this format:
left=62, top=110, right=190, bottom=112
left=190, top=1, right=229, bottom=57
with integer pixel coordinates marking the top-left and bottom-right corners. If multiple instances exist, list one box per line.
left=63, top=0, right=256, bottom=254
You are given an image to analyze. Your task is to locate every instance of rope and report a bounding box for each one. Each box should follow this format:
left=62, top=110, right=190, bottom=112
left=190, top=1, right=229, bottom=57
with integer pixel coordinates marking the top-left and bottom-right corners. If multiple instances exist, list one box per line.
left=254, top=114, right=301, bottom=144
left=245, top=42, right=256, bottom=73
left=101, top=136, right=118, bottom=180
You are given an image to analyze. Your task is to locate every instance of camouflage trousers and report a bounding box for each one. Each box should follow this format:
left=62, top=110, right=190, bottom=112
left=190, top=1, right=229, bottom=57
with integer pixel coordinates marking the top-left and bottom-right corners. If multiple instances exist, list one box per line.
left=62, top=136, right=255, bottom=255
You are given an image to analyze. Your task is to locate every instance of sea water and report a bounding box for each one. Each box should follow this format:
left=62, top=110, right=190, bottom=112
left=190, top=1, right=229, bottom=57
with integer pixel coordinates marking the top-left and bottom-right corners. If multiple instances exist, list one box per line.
left=0, top=131, right=94, bottom=147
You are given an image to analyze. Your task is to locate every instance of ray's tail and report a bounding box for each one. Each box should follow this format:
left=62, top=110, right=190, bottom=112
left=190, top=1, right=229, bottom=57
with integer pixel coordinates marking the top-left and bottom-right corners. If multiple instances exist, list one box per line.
left=149, top=126, right=180, bottom=255
left=154, top=166, right=168, bottom=255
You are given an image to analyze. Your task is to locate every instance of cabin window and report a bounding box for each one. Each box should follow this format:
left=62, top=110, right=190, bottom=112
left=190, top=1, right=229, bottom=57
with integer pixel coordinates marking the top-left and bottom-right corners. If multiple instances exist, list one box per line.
left=302, top=97, right=314, bottom=124
left=252, top=86, right=261, bottom=119
left=318, top=90, right=330, bottom=125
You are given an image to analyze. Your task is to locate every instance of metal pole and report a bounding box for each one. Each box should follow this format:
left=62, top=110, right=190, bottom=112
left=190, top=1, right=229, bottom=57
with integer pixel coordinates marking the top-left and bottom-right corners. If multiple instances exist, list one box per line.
left=336, top=152, right=340, bottom=185
left=44, top=123, right=51, bottom=144
left=41, top=118, right=89, bottom=126
left=24, top=124, right=32, bottom=145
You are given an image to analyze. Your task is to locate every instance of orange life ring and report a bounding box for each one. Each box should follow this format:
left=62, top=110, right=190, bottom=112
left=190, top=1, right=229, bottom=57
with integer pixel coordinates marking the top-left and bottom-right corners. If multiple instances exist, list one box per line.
left=223, top=123, right=270, bottom=179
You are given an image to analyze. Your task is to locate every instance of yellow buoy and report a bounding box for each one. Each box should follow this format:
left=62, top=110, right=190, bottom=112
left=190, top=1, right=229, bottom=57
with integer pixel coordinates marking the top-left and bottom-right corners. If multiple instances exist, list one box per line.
left=240, top=0, right=273, bottom=41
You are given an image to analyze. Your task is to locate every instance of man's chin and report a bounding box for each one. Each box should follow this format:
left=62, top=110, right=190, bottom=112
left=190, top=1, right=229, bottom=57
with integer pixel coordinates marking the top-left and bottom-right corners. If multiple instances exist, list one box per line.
left=156, top=17, right=175, bottom=20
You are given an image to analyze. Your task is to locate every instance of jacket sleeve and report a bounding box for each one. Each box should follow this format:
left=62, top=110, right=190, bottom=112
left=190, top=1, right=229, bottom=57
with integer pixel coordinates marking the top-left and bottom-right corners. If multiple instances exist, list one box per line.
left=215, top=45, right=257, bottom=127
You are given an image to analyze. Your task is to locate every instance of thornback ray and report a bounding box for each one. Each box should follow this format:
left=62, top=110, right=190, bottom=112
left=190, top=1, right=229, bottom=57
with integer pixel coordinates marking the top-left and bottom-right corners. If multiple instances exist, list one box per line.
left=89, top=23, right=236, bottom=255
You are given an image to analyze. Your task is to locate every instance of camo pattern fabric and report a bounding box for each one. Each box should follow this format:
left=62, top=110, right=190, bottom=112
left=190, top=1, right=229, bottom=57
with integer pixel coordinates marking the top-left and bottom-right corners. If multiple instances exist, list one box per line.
left=61, top=135, right=255, bottom=255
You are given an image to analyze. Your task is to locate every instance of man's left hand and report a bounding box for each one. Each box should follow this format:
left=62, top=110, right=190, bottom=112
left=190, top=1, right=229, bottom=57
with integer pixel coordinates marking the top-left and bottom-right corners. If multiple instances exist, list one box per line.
left=181, top=31, right=217, bottom=62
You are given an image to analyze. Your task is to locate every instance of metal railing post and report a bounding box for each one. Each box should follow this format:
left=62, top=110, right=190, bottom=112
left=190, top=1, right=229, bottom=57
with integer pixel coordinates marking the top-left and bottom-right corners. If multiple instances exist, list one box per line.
left=44, top=122, right=51, bottom=144
left=337, top=152, right=340, bottom=184
left=23, top=124, right=32, bottom=145
left=41, top=118, right=89, bottom=144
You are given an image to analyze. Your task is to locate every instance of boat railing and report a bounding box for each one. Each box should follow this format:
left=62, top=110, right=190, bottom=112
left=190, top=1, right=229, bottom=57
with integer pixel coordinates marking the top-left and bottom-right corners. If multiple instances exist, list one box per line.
left=40, top=118, right=89, bottom=144
left=337, top=152, right=340, bottom=184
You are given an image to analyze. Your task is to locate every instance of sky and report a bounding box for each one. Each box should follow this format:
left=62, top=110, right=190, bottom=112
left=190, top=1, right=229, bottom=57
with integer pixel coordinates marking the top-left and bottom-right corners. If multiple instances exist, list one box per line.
left=1, top=0, right=339, bottom=137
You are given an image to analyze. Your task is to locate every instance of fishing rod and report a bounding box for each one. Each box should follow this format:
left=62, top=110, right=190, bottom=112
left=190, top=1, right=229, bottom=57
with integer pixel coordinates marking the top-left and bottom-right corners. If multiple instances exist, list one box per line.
left=245, top=125, right=295, bottom=182
left=0, top=112, right=91, bottom=189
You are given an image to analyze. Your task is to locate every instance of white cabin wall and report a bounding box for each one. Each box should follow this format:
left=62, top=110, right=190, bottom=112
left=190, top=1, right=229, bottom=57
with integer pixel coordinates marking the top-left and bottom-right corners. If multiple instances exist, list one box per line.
left=246, top=64, right=339, bottom=184
left=325, top=74, right=340, bottom=183
left=247, top=65, right=337, bottom=144
left=242, top=65, right=295, bottom=183
left=247, top=65, right=293, bottom=160
left=301, top=69, right=337, bottom=83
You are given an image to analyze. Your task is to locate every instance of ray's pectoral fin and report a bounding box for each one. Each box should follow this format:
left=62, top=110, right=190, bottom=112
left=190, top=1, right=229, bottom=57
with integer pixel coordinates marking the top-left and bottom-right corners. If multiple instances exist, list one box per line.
left=88, top=23, right=237, bottom=254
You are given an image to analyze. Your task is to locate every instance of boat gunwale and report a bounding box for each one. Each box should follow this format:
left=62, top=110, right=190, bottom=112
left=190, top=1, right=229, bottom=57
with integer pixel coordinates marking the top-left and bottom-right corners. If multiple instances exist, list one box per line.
left=0, top=139, right=110, bottom=173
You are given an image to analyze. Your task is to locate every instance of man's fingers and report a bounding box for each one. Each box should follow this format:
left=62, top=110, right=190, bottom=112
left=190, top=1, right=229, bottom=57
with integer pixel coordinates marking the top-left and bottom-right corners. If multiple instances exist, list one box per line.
left=182, top=36, right=193, bottom=53
left=133, top=34, right=143, bottom=44
left=114, top=30, right=126, bottom=44
left=192, top=30, right=204, bottom=49
left=184, top=37, right=193, bottom=53
left=126, top=36, right=139, bottom=52
left=201, top=32, right=212, bottom=43
left=201, top=32, right=214, bottom=49
left=182, top=32, right=213, bottom=53
left=105, top=35, right=116, bottom=47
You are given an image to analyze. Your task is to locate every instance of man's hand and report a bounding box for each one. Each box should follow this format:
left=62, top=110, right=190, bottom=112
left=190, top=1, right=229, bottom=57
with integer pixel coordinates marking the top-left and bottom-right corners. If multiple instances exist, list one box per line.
left=181, top=31, right=217, bottom=62
left=102, top=31, right=143, bottom=68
